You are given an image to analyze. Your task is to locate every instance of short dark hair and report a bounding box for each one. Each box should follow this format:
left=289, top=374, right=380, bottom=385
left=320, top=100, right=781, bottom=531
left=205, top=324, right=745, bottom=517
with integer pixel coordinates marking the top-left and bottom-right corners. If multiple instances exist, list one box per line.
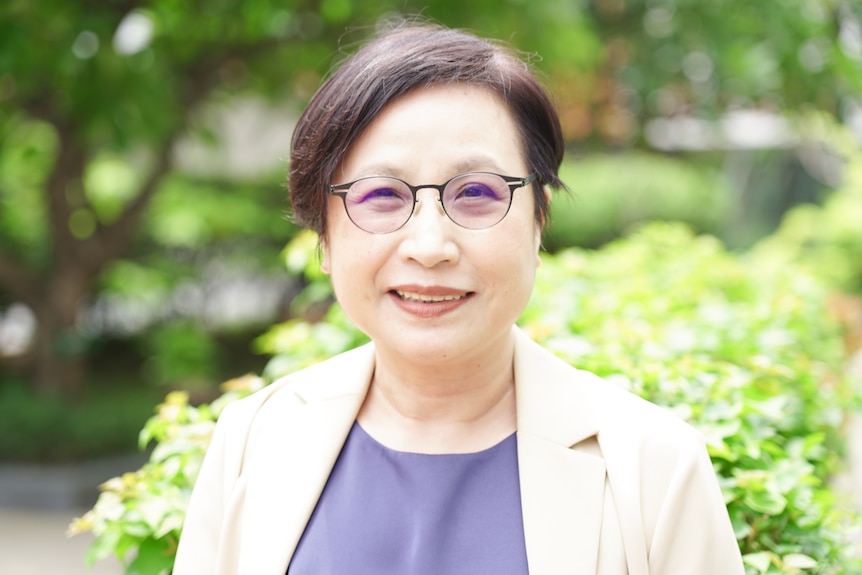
left=288, top=20, right=566, bottom=237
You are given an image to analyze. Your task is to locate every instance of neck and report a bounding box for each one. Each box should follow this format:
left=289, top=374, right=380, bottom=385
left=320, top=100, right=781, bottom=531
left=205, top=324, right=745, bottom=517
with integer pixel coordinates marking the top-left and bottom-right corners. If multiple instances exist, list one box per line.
left=357, top=331, right=518, bottom=453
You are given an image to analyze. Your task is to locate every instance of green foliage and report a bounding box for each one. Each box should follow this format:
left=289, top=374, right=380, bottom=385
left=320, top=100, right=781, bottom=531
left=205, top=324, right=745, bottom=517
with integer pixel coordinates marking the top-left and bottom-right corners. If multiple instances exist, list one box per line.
left=583, top=0, right=862, bottom=130
left=255, top=304, right=369, bottom=381
left=0, top=378, right=163, bottom=462
left=68, top=376, right=264, bottom=574
left=73, top=225, right=861, bottom=573
left=544, top=152, right=731, bottom=249
left=83, top=153, right=142, bottom=225
left=139, top=322, right=221, bottom=388
left=0, top=116, right=54, bottom=270
left=144, top=174, right=295, bottom=249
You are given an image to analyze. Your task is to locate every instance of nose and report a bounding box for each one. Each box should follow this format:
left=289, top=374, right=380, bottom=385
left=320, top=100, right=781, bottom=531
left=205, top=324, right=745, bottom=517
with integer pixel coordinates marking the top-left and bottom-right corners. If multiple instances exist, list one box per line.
left=397, top=189, right=460, bottom=267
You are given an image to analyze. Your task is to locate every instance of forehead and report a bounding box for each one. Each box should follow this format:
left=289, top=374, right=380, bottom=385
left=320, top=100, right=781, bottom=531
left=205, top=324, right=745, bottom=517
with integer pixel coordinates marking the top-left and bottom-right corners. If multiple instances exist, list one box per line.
left=336, top=83, right=527, bottom=181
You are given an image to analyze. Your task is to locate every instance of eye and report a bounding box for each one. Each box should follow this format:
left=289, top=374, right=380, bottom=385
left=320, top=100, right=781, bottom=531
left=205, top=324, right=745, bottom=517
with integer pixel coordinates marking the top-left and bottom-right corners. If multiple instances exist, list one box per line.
left=358, top=186, right=402, bottom=202
left=348, top=179, right=412, bottom=212
left=449, top=181, right=504, bottom=203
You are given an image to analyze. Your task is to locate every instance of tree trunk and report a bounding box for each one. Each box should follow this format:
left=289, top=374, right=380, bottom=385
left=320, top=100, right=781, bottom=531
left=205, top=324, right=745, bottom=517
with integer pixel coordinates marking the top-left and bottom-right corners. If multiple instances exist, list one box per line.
left=28, top=267, right=92, bottom=400
left=29, top=309, right=87, bottom=400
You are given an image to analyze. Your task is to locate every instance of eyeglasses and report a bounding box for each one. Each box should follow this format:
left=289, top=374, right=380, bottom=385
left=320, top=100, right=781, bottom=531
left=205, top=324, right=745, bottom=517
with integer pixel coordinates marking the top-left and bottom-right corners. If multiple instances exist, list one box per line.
left=328, top=171, right=538, bottom=234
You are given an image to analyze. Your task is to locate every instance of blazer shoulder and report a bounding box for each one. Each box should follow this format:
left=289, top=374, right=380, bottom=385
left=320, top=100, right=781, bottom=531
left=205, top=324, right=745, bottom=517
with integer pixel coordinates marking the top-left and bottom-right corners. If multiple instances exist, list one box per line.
left=216, top=341, right=375, bottom=430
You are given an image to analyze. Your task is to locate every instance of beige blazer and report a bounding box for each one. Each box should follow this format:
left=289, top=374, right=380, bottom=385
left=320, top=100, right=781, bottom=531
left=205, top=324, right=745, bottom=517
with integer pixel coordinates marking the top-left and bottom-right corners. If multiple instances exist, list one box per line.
left=174, top=327, right=744, bottom=575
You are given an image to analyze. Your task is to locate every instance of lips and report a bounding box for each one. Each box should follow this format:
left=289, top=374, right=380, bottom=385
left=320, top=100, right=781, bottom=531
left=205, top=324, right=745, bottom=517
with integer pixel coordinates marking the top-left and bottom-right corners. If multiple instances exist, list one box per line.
left=394, top=290, right=469, bottom=303
left=388, top=286, right=474, bottom=317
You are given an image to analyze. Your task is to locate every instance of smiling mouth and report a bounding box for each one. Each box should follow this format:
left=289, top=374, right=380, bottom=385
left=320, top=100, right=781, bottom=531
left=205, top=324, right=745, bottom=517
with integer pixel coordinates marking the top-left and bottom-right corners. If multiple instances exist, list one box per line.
left=393, top=290, right=472, bottom=303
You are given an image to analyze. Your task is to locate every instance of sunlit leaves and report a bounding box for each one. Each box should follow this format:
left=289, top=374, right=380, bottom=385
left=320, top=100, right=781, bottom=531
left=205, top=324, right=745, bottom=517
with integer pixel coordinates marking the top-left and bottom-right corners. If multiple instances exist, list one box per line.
left=84, top=154, right=140, bottom=223
left=69, top=379, right=261, bottom=573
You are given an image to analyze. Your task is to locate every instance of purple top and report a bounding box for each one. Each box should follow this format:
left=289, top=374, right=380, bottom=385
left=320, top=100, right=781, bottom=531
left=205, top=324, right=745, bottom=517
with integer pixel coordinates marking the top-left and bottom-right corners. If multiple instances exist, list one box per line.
left=288, top=422, right=529, bottom=574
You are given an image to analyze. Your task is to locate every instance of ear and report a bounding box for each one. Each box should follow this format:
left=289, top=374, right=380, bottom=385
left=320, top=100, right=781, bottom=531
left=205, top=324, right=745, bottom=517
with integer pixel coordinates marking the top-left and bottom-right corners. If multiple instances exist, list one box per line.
left=319, top=236, right=331, bottom=275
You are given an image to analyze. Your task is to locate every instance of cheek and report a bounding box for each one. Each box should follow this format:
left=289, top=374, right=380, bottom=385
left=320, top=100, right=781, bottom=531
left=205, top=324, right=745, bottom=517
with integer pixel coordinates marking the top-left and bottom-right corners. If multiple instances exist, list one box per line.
left=534, top=226, right=543, bottom=267
left=324, top=232, right=386, bottom=289
left=488, top=224, right=541, bottom=285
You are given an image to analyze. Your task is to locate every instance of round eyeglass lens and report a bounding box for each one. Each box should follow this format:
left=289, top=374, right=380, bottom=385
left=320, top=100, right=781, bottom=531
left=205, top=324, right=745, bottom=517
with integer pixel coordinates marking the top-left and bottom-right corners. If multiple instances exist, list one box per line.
left=344, top=177, right=414, bottom=233
left=442, top=173, right=513, bottom=229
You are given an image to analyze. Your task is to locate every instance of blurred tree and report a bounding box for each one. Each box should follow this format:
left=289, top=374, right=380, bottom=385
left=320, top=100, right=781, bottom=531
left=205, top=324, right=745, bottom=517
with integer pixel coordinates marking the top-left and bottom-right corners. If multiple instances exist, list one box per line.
left=0, top=0, right=347, bottom=397
left=1, top=0, right=859, bottom=398
left=564, top=0, right=862, bottom=146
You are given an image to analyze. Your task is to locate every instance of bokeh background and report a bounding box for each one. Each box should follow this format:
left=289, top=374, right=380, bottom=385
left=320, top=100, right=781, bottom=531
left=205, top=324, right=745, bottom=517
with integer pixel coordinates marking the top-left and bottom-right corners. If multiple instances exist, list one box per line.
left=1, top=1, right=862, bottom=573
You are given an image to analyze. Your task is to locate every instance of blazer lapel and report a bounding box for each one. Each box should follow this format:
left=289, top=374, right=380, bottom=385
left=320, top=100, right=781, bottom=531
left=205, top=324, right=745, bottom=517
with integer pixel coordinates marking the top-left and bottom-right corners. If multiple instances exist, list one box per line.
left=513, top=327, right=606, bottom=574
left=237, top=344, right=376, bottom=574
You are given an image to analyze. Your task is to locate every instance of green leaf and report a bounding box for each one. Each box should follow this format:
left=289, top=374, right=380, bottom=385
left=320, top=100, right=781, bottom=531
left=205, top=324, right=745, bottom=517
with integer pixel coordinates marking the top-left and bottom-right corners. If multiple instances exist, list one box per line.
left=85, top=528, right=121, bottom=565
left=743, top=551, right=773, bottom=573
left=124, top=537, right=173, bottom=575
left=781, top=553, right=817, bottom=570
left=745, top=489, right=787, bottom=515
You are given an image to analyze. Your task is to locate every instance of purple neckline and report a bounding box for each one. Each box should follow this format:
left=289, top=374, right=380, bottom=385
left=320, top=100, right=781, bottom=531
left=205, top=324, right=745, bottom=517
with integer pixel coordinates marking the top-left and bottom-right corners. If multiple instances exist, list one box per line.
left=354, top=421, right=517, bottom=457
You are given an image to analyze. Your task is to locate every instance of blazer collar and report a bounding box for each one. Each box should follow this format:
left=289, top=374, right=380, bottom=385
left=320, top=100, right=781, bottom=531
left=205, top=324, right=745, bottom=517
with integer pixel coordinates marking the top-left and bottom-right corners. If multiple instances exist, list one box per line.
left=238, top=343, right=375, bottom=575
left=513, top=326, right=606, bottom=574
left=513, top=326, right=599, bottom=445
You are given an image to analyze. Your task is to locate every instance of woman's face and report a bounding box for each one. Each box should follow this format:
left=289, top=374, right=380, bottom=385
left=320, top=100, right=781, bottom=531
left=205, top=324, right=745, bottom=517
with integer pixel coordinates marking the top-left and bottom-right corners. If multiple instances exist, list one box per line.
left=322, top=83, right=543, bottom=368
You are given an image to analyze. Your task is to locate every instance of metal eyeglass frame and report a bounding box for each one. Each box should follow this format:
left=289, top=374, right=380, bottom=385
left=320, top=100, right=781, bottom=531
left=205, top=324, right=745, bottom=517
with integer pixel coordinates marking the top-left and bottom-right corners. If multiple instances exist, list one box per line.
left=327, top=171, right=539, bottom=233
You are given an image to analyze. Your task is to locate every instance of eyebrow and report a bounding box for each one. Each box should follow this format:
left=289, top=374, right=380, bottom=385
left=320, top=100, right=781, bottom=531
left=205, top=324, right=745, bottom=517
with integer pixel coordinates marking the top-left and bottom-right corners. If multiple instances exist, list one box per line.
left=350, top=155, right=509, bottom=182
left=450, top=156, right=507, bottom=175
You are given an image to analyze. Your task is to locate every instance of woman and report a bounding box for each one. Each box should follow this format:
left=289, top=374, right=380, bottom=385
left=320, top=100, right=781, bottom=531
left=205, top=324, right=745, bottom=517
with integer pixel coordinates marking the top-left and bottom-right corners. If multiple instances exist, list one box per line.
left=174, top=22, right=745, bottom=575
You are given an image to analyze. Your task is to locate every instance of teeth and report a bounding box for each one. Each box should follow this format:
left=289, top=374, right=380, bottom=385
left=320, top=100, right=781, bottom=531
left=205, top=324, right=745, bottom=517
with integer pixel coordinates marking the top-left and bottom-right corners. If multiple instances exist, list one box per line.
left=396, top=291, right=466, bottom=303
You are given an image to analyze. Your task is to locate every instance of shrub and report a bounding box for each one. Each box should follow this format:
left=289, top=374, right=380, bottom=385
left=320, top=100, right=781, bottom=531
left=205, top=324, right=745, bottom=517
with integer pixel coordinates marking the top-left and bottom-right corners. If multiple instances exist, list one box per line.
left=68, top=376, right=265, bottom=574
left=70, top=225, right=861, bottom=574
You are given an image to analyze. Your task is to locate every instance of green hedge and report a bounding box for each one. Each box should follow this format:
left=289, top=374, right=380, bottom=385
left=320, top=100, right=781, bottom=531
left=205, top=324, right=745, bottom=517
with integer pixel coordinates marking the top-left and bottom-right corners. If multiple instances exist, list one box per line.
left=0, top=379, right=163, bottom=462
left=70, top=220, right=861, bottom=574
left=542, top=152, right=731, bottom=250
